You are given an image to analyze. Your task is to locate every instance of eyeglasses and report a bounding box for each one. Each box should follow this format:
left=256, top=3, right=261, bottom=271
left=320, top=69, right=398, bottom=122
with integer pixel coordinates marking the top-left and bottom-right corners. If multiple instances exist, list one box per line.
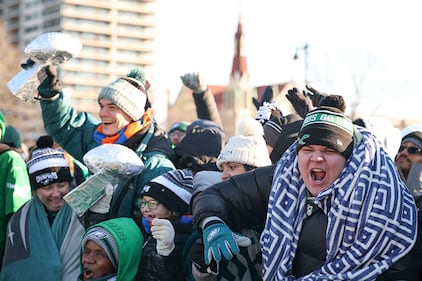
left=398, top=146, right=422, bottom=155
left=138, top=199, right=160, bottom=210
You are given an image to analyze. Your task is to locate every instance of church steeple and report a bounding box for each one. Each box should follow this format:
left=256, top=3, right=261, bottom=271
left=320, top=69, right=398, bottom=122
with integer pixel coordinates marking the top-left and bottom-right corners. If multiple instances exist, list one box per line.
left=230, top=18, right=248, bottom=78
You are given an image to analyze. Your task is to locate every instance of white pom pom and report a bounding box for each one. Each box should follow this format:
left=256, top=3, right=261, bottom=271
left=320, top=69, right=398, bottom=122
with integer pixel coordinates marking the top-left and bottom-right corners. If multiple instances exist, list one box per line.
left=237, top=117, right=264, bottom=137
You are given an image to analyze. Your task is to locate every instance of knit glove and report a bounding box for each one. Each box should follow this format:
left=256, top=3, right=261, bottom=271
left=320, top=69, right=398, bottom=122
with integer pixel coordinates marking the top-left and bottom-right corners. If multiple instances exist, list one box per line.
left=37, top=64, right=62, bottom=99
left=202, top=218, right=251, bottom=265
left=285, top=87, right=313, bottom=118
left=151, top=218, right=175, bottom=256
left=304, top=85, right=327, bottom=107
left=180, top=72, right=207, bottom=93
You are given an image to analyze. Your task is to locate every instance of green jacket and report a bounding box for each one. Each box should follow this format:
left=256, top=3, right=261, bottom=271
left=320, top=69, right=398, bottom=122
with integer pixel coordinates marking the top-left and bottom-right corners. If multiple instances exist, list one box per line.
left=78, top=218, right=144, bottom=281
left=0, top=148, right=32, bottom=262
left=40, top=92, right=175, bottom=218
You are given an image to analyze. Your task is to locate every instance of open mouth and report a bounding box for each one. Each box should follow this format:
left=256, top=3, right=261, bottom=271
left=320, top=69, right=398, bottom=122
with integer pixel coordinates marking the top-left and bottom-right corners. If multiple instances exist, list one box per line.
left=84, top=269, right=94, bottom=280
left=311, top=168, right=326, bottom=182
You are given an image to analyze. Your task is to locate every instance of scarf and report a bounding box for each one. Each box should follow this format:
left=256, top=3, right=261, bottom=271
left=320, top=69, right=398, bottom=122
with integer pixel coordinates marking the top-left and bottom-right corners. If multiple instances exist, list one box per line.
left=0, top=197, right=85, bottom=281
left=94, top=109, right=153, bottom=145
left=261, top=128, right=417, bottom=281
left=142, top=215, right=193, bottom=234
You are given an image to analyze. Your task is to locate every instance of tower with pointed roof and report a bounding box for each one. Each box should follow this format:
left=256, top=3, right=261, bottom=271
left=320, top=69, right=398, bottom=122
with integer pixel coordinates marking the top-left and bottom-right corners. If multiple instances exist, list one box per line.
left=166, top=18, right=295, bottom=140
left=219, top=18, right=256, bottom=137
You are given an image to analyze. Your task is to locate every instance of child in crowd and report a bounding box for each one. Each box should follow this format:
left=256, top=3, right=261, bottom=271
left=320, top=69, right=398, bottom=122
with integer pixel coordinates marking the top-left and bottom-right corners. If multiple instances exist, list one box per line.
left=79, top=217, right=143, bottom=281
left=135, top=169, right=194, bottom=281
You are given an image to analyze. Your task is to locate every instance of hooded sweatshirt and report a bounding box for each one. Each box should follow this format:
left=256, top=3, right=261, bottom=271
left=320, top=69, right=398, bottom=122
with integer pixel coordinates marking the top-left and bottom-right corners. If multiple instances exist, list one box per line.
left=78, top=218, right=144, bottom=281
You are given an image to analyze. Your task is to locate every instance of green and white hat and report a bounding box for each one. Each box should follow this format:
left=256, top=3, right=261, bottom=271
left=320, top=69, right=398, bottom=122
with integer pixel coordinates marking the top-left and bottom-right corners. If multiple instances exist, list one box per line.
left=296, top=106, right=354, bottom=159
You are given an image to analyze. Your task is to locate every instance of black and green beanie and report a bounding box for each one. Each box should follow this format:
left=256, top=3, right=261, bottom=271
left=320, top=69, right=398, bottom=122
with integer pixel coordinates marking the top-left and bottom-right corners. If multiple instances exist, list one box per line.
left=296, top=106, right=354, bottom=159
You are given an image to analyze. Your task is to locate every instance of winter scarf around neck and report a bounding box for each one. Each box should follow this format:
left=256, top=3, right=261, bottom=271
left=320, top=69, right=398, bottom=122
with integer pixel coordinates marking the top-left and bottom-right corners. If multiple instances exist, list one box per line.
left=0, top=197, right=84, bottom=281
left=261, top=128, right=417, bottom=281
left=94, top=109, right=153, bottom=145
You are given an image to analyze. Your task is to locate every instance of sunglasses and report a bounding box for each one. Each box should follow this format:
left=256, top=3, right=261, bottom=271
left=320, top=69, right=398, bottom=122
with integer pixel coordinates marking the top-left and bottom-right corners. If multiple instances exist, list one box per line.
left=398, top=146, right=422, bottom=155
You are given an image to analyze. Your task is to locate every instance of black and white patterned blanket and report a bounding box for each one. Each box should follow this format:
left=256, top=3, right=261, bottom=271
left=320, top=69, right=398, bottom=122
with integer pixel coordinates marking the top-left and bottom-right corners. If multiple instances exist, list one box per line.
left=261, top=128, right=417, bottom=281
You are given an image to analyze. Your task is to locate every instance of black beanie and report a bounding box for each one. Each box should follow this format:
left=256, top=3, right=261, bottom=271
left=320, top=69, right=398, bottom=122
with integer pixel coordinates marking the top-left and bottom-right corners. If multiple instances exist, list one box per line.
left=296, top=106, right=354, bottom=159
left=141, top=169, right=193, bottom=214
left=27, top=147, right=72, bottom=189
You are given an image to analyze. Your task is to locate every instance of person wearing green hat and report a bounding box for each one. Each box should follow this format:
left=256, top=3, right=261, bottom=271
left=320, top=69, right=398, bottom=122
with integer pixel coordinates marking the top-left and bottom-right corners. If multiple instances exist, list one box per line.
left=0, top=111, right=32, bottom=267
left=32, top=65, right=175, bottom=223
left=168, top=121, right=190, bottom=148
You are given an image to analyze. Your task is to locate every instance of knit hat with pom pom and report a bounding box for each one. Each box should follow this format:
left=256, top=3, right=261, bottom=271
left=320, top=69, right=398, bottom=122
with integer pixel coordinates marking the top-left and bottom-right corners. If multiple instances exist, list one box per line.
left=217, top=117, right=271, bottom=169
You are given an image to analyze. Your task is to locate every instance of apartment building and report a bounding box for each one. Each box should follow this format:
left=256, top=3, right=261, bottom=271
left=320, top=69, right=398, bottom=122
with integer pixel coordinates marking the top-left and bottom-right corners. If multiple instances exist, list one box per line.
left=1, top=0, right=155, bottom=121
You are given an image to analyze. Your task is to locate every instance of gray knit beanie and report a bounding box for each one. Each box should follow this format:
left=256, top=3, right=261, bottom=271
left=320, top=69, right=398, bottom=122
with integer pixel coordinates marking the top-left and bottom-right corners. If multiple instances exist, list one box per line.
left=82, top=227, right=119, bottom=270
left=97, top=78, right=146, bottom=121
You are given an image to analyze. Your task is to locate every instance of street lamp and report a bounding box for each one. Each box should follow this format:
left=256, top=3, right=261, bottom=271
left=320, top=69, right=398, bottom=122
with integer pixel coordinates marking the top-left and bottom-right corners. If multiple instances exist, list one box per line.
left=293, top=42, right=309, bottom=84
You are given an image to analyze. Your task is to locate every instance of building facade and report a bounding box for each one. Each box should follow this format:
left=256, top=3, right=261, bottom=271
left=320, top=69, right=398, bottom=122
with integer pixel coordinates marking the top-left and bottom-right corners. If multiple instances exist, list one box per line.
left=167, top=20, right=295, bottom=140
left=0, top=0, right=156, bottom=143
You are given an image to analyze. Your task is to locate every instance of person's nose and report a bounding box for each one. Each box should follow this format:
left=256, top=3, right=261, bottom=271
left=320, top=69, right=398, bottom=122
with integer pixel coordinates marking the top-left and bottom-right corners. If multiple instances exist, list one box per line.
left=99, top=107, right=109, bottom=117
left=310, top=151, right=324, bottom=162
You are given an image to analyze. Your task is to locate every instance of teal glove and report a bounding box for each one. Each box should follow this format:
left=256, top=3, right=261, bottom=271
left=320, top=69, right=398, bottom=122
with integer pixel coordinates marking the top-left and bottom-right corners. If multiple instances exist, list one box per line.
left=203, top=222, right=251, bottom=265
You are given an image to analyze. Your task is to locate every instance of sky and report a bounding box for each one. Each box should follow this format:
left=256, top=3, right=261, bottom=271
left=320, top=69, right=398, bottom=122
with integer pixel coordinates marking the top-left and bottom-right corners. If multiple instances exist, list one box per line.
left=153, top=0, right=422, bottom=125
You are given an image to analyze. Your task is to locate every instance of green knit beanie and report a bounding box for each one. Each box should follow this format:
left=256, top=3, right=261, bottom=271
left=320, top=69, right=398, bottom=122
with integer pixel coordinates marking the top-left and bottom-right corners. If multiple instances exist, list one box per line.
left=3, top=125, right=21, bottom=148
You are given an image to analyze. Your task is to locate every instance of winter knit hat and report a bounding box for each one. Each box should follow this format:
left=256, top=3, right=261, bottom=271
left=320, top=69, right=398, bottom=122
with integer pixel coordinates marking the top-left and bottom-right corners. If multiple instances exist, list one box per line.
left=0, top=111, right=5, bottom=141
left=97, top=78, right=146, bottom=121
left=27, top=147, right=72, bottom=189
left=3, top=125, right=22, bottom=148
left=126, top=68, right=148, bottom=92
left=142, top=169, right=194, bottom=214
left=175, top=119, right=225, bottom=172
left=296, top=106, right=354, bottom=159
left=81, top=226, right=119, bottom=270
left=402, top=131, right=422, bottom=149
left=168, top=121, right=190, bottom=135
left=217, top=117, right=271, bottom=170
left=263, top=118, right=283, bottom=148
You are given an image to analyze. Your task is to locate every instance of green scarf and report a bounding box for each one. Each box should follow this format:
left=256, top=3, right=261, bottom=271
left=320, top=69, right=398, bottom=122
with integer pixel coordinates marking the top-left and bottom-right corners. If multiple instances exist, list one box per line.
left=0, top=197, right=85, bottom=281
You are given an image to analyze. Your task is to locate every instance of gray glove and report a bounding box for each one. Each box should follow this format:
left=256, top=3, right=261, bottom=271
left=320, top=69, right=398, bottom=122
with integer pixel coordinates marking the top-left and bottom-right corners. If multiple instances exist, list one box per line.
left=180, top=72, right=207, bottom=93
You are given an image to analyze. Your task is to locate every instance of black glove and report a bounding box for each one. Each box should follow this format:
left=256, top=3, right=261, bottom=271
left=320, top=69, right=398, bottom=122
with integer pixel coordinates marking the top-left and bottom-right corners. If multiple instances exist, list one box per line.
left=37, top=65, right=62, bottom=99
left=20, top=58, right=35, bottom=70
left=190, top=237, right=219, bottom=275
left=304, top=85, right=327, bottom=107
left=285, top=87, right=313, bottom=118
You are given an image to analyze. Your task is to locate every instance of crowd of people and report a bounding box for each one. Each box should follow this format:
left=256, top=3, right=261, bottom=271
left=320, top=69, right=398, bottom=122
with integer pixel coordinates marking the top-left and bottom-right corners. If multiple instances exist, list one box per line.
left=0, top=64, right=421, bottom=281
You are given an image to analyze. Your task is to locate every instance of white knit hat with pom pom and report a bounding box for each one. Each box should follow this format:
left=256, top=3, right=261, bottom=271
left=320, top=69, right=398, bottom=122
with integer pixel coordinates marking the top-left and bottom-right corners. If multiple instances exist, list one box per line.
left=217, top=117, right=271, bottom=169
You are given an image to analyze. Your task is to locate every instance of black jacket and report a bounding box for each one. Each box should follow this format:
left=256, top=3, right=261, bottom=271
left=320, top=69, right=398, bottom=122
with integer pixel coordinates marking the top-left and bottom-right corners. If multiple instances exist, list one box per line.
left=136, top=219, right=193, bottom=281
left=192, top=164, right=422, bottom=280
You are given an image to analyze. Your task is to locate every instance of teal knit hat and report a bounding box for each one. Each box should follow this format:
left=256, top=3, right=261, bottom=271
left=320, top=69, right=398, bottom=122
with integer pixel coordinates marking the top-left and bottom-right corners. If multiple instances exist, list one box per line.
left=169, top=121, right=190, bottom=134
left=3, top=125, right=21, bottom=148
left=98, top=78, right=147, bottom=121
left=126, top=68, right=147, bottom=91
left=0, top=111, right=5, bottom=141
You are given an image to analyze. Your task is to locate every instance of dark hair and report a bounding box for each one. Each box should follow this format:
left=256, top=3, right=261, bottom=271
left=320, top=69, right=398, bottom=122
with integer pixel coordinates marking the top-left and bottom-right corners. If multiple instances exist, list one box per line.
left=36, top=135, right=54, bottom=148
left=243, top=164, right=256, bottom=172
